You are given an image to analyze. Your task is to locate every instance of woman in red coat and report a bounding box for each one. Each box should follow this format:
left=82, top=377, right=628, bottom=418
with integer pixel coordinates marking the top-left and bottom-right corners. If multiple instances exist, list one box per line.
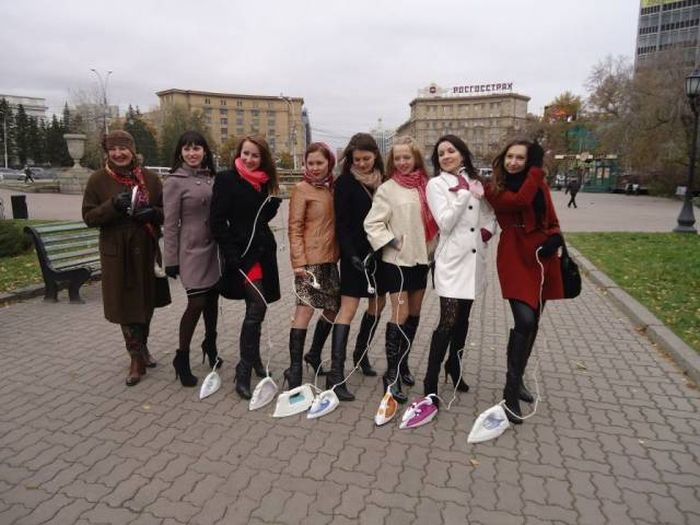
left=485, top=139, right=564, bottom=424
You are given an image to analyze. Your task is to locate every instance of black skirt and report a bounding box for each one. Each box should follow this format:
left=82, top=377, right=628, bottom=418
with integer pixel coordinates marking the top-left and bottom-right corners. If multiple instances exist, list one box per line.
left=382, top=263, right=429, bottom=294
left=339, top=257, right=387, bottom=297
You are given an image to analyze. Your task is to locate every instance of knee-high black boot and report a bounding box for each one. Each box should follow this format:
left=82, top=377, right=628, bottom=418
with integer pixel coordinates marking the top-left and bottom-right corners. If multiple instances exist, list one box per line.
left=423, top=328, right=451, bottom=407
left=326, top=324, right=354, bottom=401
left=235, top=321, right=259, bottom=399
left=304, top=318, right=332, bottom=376
left=519, top=325, right=538, bottom=403
left=352, top=312, right=378, bottom=376
left=444, top=321, right=470, bottom=392
left=504, top=329, right=529, bottom=424
left=201, top=331, right=223, bottom=369
left=383, top=322, right=407, bottom=404
left=399, top=315, right=419, bottom=386
left=284, top=328, right=306, bottom=389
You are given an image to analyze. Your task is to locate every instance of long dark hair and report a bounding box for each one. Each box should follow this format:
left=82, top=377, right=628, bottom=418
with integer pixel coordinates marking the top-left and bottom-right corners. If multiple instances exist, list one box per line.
left=490, top=138, right=532, bottom=194
left=171, top=130, right=216, bottom=174
left=431, top=134, right=479, bottom=180
left=340, top=132, right=385, bottom=180
left=234, top=135, right=279, bottom=193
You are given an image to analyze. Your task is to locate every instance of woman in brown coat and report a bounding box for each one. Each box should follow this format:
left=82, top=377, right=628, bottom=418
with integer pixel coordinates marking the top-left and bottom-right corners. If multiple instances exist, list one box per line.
left=286, top=143, right=347, bottom=397
left=163, top=130, right=221, bottom=387
left=82, top=130, right=171, bottom=386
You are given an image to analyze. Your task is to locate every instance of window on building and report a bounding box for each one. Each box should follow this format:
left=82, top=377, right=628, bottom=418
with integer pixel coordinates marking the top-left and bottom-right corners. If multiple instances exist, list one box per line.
left=219, top=108, right=228, bottom=115
left=220, top=100, right=227, bottom=106
left=221, top=127, right=228, bottom=135
left=236, top=101, right=243, bottom=107
left=220, top=118, right=228, bottom=125
left=251, top=109, right=259, bottom=117
left=236, top=118, right=243, bottom=125
left=204, top=98, right=211, bottom=104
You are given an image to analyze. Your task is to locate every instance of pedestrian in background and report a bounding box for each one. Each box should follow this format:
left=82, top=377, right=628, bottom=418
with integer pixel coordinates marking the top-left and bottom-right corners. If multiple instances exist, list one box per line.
left=163, top=130, right=221, bottom=388
left=485, top=138, right=564, bottom=424
left=82, top=130, right=170, bottom=386
left=210, top=136, right=281, bottom=399
left=423, top=135, right=496, bottom=409
left=364, top=136, right=437, bottom=403
left=285, top=143, right=346, bottom=397
left=332, top=133, right=387, bottom=381
left=23, top=165, right=35, bottom=183
left=565, top=177, right=581, bottom=208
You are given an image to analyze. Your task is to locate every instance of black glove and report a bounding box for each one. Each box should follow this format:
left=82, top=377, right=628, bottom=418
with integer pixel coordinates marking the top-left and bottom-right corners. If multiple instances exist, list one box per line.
left=538, top=234, right=563, bottom=258
left=528, top=142, right=545, bottom=168
left=112, top=191, right=131, bottom=214
left=165, top=265, right=179, bottom=279
left=133, top=206, right=158, bottom=223
left=350, top=255, right=366, bottom=273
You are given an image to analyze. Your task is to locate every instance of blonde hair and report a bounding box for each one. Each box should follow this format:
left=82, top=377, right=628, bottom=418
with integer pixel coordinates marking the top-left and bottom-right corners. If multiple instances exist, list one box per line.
left=386, top=136, right=427, bottom=175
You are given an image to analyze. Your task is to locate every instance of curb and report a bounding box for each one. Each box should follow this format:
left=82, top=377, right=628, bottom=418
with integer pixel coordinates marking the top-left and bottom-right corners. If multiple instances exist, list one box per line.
left=0, top=283, right=46, bottom=306
left=570, top=246, right=700, bottom=385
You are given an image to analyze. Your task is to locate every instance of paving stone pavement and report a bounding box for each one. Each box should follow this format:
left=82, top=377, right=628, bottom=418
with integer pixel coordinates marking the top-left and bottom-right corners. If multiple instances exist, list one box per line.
left=1, top=191, right=699, bottom=524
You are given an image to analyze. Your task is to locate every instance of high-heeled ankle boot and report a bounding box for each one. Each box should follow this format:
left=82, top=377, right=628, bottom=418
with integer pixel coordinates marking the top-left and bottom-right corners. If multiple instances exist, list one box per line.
left=173, top=350, right=198, bottom=387
left=125, top=353, right=145, bottom=386
left=235, top=321, right=259, bottom=399
left=303, top=318, right=332, bottom=376
left=503, top=329, right=529, bottom=424
left=384, top=322, right=407, bottom=404
left=423, top=328, right=451, bottom=404
left=284, top=328, right=306, bottom=389
left=326, top=324, right=354, bottom=401
left=201, top=331, right=223, bottom=369
left=399, top=315, right=419, bottom=386
left=352, top=312, right=377, bottom=376
left=444, top=349, right=470, bottom=392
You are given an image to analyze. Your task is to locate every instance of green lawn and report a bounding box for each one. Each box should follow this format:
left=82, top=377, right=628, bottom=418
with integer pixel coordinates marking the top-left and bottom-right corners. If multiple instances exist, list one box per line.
left=0, top=220, right=53, bottom=294
left=567, top=232, right=700, bottom=353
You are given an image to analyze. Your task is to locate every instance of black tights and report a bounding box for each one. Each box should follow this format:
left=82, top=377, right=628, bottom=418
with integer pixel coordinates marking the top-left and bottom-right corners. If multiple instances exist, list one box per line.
left=178, top=289, right=219, bottom=351
left=436, top=297, right=473, bottom=348
left=509, top=299, right=544, bottom=341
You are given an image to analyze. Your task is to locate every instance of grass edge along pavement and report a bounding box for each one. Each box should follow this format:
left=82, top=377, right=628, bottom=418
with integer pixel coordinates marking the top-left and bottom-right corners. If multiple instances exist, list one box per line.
left=568, top=232, right=700, bottom=388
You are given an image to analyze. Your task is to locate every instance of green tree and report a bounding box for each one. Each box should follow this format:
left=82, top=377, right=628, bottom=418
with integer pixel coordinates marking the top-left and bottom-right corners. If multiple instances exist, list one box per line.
left=0, top=98, right=14, bottom=167
left=158, top=103, right=212, bottom=165
left=14, top=105, right=30, bottom=166
left=124, top=105, right=159, bottom=166
left=45, top=114, right=72, bottom=167
left=27, top=117, right=44, bottom=165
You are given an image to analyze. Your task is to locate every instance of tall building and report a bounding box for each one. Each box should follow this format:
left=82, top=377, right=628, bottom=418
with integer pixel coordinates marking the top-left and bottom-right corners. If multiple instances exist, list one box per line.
left=636, top=0, right=700, bottom=70
left=396, top=82, right=529, bottom=164
left=370, top=118, right=395, bottom=159
left=156, top=89, right=306, bottom=167
left=0, top=94, right=48, bottom=122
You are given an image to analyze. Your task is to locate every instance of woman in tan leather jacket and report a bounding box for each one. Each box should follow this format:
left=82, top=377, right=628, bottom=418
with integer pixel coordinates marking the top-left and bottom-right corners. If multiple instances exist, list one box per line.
left=285, top=143, right=351, bottom=399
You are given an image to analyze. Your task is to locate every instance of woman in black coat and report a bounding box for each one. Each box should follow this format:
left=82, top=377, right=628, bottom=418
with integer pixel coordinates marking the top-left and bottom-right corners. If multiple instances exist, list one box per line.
left=210, top=135, right=281, bottom=399
left=331, top=133, right=387, bottom=383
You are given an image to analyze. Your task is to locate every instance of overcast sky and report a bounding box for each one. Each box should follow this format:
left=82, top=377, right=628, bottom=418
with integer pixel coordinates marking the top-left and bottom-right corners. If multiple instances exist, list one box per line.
left=2, top=0, right=638, bottom=149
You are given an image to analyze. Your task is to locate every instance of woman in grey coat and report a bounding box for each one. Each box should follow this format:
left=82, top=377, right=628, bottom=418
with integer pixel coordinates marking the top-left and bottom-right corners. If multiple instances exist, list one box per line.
left=164, top=131, right=221, bottom=387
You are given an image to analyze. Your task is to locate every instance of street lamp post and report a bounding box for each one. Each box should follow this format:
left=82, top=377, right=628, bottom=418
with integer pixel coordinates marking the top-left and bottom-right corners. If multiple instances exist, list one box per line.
left=674, top=69, right=700, bottom=234
left=279, top=94, right=298, bottom=170
left=90, top=68, right=112, bottom=135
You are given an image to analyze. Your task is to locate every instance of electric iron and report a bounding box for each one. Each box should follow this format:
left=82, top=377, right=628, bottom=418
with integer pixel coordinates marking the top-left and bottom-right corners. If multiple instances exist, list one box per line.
left=273, top=384, right=314, bottom=417
left=399, top=395, right=438, bottom=429
left=199, top=360, right=222, bottom=400
left=307, top=388, right=340, bottom=419
left=249, top=375, right=278, bottom=411
left=374, top=387, right=399, bottom=426
left=467, top=403, right=510, bottom=443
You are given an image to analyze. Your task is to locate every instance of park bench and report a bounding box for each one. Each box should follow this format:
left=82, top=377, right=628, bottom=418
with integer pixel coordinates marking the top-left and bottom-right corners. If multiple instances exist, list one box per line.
left=24, top=222, right=100, bottom=303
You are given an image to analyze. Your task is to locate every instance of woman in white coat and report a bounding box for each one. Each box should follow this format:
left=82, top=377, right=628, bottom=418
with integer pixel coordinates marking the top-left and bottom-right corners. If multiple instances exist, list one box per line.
left=423, top=134, right=496, bottom=406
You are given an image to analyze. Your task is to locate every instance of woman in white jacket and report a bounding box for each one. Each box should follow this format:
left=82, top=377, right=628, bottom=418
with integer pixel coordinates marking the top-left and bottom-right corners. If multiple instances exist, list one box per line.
left=424, top=134, right=496, bottom=407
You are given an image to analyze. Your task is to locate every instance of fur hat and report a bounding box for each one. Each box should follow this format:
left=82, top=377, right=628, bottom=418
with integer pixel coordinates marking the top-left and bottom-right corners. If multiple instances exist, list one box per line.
left=102, top=130, right=136, bottom=157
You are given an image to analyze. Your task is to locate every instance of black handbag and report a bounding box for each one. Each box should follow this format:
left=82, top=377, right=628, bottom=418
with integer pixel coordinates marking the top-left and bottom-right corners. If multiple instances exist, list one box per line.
left=560, top=242, right=581, bottom=299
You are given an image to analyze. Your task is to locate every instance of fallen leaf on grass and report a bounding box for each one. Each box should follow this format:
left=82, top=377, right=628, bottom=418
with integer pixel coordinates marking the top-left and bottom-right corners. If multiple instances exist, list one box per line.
left=469, top=458, right=480, bottom=467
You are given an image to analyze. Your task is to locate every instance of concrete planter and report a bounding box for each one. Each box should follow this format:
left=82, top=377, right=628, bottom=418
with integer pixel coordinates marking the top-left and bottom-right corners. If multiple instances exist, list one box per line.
left=59, top=134, right=91, bottom=194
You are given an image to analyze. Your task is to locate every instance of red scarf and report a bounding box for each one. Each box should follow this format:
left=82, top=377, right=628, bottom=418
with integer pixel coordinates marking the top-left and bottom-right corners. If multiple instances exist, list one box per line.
left=392, top=169, right=438, bottom=242
left=235, top=157, right=269, bottom=192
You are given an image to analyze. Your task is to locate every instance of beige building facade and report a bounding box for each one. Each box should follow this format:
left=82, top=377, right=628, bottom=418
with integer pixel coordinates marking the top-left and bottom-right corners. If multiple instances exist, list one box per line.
left=396, top=82, right=530, bottom=165
left=156, top=89, right=306, bottom=167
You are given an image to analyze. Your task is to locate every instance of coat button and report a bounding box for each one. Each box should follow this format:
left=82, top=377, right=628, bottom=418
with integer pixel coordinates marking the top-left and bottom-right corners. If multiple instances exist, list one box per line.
left=196, top=180, right=201, bottom=185
left=470, top=227, right=475, bottom=232
left=468, top=205, right=473, bottom=210
left=472, top=249, right=476, bottom=253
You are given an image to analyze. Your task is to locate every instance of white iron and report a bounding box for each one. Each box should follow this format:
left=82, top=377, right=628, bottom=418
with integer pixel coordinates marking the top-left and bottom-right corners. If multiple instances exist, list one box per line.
left=249, top=376, right=278, bottom=411
left=467, top=403, right=510, bottom=443
left=307, top=389, right=340, bottom=419
left=199, top=363, right=222, bottom=400
left=273, top=384, right=314, bottom=417
left=374, top=388, right=399, bottom=426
